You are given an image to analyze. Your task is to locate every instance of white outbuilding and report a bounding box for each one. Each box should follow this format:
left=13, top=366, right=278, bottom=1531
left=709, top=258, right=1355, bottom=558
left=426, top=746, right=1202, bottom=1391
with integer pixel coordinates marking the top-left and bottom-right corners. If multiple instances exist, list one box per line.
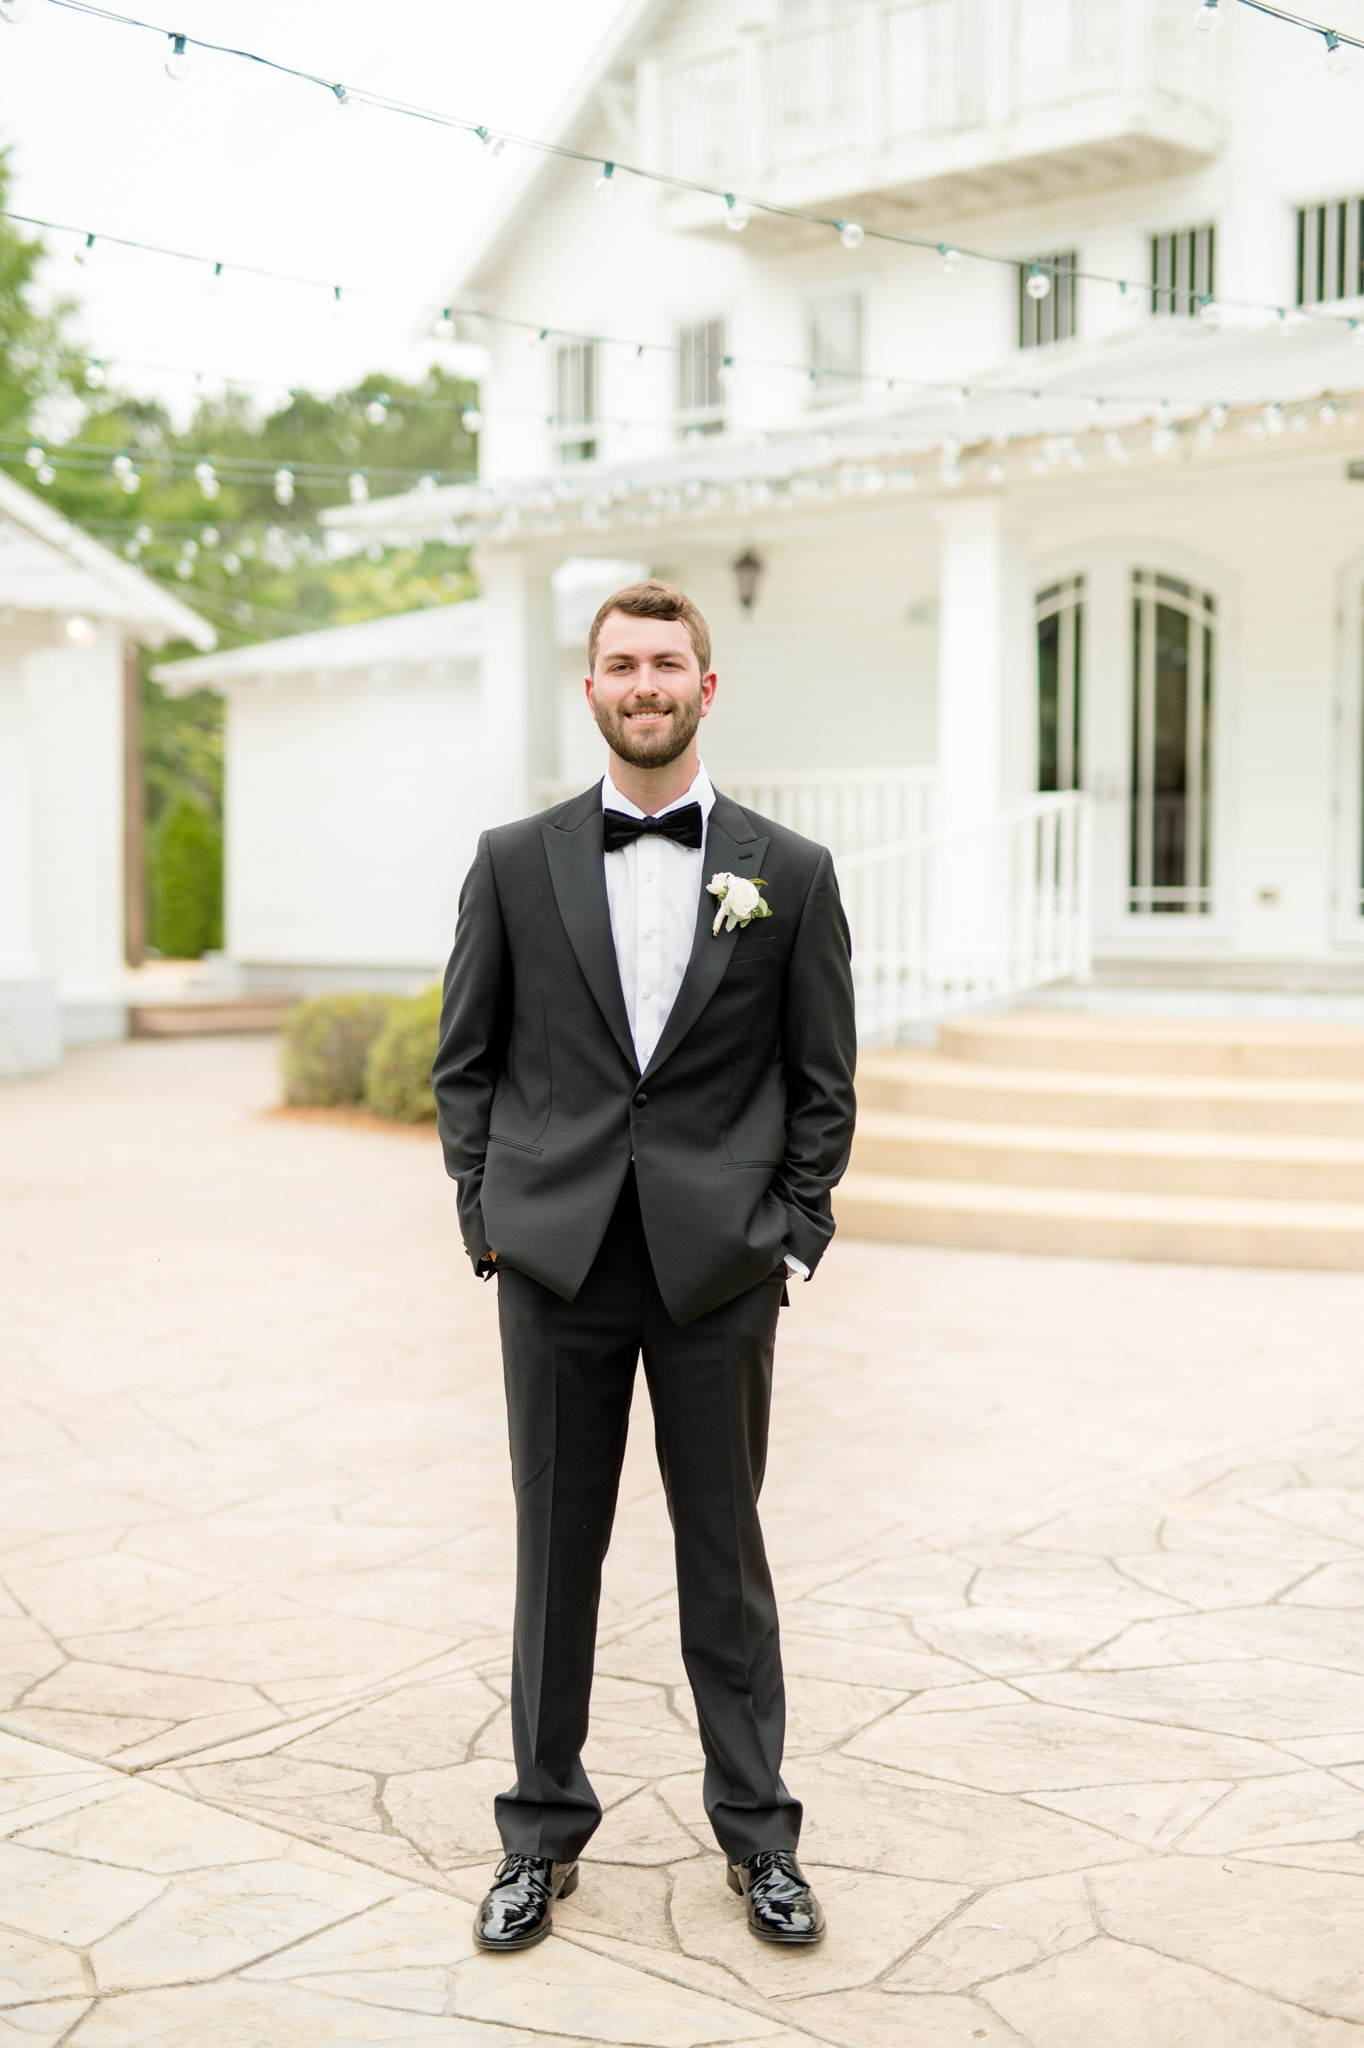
left=0, top=471, right=213, bottom=1076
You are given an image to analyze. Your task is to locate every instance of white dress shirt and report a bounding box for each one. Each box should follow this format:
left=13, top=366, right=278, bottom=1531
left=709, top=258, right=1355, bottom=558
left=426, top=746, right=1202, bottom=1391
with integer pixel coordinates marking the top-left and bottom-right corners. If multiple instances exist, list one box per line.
left=600, top=764, right=807, bottom=1279
left=601, top=762, right=714, bottom=1073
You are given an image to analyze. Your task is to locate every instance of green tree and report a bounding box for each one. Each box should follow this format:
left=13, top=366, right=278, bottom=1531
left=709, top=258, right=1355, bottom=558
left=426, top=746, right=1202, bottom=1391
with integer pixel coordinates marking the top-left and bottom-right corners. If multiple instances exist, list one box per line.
left=0, top=150, right=83, bottom=435
left=148, top=795, right=223, bottom=959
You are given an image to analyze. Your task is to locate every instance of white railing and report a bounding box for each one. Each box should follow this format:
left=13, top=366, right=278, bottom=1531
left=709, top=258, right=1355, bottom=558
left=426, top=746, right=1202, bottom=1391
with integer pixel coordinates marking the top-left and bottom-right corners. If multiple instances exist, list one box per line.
left=536, top=767, right=936, bottom=854
left=840, top=791, right=1091, bottom=1044
left=660, top=0, right=1208, bottom=186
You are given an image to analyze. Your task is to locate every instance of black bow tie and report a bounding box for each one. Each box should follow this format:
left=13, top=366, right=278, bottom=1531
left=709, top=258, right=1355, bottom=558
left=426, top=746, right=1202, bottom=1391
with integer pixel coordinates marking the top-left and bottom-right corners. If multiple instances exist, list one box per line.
left=602, top=802, right=704, bottom=854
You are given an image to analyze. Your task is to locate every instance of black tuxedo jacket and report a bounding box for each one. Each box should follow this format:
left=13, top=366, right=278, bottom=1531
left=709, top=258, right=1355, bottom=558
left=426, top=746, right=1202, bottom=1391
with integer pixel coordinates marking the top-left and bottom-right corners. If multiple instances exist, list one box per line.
left=432, top=783, right=857, bottom=1325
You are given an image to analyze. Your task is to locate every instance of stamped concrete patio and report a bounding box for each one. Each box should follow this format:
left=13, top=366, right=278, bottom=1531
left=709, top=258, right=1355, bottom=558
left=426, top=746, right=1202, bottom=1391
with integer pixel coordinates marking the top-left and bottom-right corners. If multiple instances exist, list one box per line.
left=4, top=1036, right=1364, bottom=2045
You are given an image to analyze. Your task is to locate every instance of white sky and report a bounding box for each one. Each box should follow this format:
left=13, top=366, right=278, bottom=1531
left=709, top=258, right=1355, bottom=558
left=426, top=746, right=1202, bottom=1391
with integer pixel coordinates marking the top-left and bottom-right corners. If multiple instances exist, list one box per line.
left=0, top=0, right=625, bottom=421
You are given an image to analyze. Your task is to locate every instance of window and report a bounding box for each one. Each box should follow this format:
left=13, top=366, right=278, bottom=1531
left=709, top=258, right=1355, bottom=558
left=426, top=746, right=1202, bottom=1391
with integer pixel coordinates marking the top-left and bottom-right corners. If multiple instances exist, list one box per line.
left=554, top=341, right=598, bottom=463
left=1129, top=571, right=1215, bottom=916
left=1019, top=253, right=1077, bottom=349
left=677, top=318, right=725, bottom=438
left=806, top=292, right=862, bottom=406
left=1296, top=197, right=1364, bottom=306
left=1150, top=225, right=1215, bottom=316
left=1036, top=577, right=1084, bottom=793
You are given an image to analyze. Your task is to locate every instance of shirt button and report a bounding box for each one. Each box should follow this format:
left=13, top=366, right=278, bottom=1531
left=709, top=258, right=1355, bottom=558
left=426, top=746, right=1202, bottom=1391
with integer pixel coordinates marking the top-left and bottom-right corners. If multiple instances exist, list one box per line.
left=641, top=987, right=652, bottom=1000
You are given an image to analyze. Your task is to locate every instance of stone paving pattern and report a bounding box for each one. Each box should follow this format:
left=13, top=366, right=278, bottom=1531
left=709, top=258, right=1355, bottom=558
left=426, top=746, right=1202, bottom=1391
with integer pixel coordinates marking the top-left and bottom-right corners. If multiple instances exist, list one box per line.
left=3, top=1037, right=1364, bottom=2043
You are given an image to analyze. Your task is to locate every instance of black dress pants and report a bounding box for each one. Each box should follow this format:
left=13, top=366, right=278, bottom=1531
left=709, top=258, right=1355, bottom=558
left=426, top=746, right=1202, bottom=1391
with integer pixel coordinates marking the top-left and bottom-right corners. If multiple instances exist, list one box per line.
left=493, top=1167, right=800, bottom=1864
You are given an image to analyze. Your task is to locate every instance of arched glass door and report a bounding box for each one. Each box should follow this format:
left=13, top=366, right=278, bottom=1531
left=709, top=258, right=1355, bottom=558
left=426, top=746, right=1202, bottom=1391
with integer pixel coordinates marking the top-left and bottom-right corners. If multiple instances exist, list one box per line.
left=1036, top=575, right=1084, bottom=792
left=1129, top=570, right=1215, bottom=916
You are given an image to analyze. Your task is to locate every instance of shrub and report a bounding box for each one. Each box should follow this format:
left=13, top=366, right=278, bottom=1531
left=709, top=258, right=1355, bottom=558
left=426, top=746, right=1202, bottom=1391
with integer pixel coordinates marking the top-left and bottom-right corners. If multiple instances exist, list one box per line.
left=364, top=983, right=442, bottom=1123
left=280, top=993, right=393, bottom=1107
left=148, top=794, right=222, bottom=959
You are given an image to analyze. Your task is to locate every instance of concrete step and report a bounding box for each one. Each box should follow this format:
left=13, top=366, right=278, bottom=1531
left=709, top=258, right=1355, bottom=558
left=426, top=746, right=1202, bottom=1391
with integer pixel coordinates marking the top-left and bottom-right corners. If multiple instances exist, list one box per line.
left=852, top=1109, right=1364, bottom=1202
left=834, top=1170, right=1364, bottom=1271
left=130, top=997, right=294, bottom=1038
left=858, top=1051, right=1364, bottom=1137
left=940, top=1012, right=1364, bottom=1078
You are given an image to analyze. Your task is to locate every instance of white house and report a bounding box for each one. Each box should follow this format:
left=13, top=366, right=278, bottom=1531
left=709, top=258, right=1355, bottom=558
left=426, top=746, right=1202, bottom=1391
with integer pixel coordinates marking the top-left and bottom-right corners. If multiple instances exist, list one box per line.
left=307, top=0, right=1364, bottom=1037
left=0, top=471, right=213, bottom=1075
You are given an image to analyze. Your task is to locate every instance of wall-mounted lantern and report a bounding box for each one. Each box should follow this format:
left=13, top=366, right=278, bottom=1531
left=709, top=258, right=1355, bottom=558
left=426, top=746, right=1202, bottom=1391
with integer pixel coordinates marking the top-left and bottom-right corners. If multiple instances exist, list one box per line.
left=732, top=548, right=764, bottom=611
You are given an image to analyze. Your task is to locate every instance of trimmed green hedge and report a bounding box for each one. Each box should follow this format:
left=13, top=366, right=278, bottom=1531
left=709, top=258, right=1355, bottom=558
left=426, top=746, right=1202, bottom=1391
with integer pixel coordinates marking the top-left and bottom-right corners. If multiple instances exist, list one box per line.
left=364, top=984, right=441, bottom=1124
left=148, top=794, right=222, bottom=959
left=280, top=993, right=393, bottom=1107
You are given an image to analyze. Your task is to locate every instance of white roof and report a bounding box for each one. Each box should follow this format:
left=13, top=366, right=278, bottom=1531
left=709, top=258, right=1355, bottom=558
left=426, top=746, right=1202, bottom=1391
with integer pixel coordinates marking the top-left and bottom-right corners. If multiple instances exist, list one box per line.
left=326, top=315, right=1364, bottom=546
left=0, top=470, right=214, bottom=649
left=153, top=597, right=485, bottom=693
left=434, top=0, right=664, bottom=318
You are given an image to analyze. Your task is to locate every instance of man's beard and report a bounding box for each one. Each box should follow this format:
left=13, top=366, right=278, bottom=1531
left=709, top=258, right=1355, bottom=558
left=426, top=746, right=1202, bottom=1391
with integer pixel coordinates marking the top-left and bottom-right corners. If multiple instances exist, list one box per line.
left=591, top=688, right=703, bottom=770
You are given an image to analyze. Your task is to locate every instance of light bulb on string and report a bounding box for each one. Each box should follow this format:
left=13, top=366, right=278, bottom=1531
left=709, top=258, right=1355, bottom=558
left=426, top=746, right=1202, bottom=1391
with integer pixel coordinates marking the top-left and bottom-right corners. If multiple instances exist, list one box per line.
left=164, top=32, right=191, bottom=80
left=475, top=126, right=506, bottom=157
left=348, top=472, right=369, bottom=504
left=433, top=307, right=455, bottom=340
left=938, top=244, right=963, bottom=273
left=332, top=83, right=361, bottom=119
left=837, top=220, right=865, bottom=250
left=76, top=233, right=97, bottom=269
left=1206, top=402, right=1229, bottom=430
left=461, top=406, right=483, bottom=433
left=111, top=454, right=133, bottom=477
left=330, top=285, right=346, bottom=321
left=0, top=1, right=28, bottom=24
left=1192, top=0, right=1221, bottom=33
left=201, top=527, right=220, bottom=547
left=1325, top=30, right=1354, bottom=73
left=120, top=468, right=141, bottom=494
left=595, top=162, right=617, bottom=201
left=1198, top=295, right=1221, bottom=328
left=36, top=463, right=54, bottom=485
left=365, top=398, right=389, bottom=426
left=195, top=462, right=219, bottom=500
left=1026, top=263, right=1052, bottom=300
left=24, top=444, right=42, bottom=468
left=273, top=467, right=295, bottom=506
left=1352, top=320, right=1364, bottom=346
left=85, top=359, right=106, bottom=389
left=724, top=194, right=749, bottom=232
left=205, top=261, right=224, bottom=297
left=135, top=524, right=153, bottom=546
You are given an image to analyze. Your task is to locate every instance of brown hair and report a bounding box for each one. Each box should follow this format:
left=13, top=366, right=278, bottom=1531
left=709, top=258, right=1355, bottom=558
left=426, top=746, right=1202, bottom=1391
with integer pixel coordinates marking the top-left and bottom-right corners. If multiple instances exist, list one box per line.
left=588, top=580, right=712, bottom=677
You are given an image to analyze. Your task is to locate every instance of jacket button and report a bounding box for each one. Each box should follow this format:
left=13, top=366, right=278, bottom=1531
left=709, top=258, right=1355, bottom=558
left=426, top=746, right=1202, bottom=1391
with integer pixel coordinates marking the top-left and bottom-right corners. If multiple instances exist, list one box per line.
left=633, top=1092, right=648, bottom=1107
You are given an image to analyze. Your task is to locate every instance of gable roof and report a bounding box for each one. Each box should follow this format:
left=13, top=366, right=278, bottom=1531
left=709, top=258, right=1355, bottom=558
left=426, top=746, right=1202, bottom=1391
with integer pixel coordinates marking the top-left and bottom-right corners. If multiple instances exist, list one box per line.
left=152, top=598, right=485, bottom=694
left=440, top=0, right=669, bottom=312
left=0, top=470, right=215, bottom=650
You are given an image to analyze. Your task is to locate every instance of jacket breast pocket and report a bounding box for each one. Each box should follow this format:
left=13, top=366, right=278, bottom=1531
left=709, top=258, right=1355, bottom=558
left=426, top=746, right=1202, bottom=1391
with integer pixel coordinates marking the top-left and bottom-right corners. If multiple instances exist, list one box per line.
left=726, top=936, right=780, bottom=978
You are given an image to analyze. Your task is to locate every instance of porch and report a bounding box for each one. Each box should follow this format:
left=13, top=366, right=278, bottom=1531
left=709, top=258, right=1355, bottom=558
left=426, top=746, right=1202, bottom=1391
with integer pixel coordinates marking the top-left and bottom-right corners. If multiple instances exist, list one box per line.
left=325, top=320, right=1364, bottom=1043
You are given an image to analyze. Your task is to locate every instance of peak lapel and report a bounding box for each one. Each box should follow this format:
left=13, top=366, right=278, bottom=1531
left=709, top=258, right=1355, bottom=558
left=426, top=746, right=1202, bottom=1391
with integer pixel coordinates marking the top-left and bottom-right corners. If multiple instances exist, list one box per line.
left=541, top=799, right=638, bottom=1074
left=642, top=796, right=769, bottom=1080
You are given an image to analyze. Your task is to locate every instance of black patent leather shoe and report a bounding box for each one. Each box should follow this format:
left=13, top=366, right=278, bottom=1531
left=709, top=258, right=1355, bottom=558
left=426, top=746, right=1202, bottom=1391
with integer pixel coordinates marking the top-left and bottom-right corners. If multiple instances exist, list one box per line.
left=727, top=1850, right=825, bottom=1944
left=474, top=1853, right=579, bottom=1951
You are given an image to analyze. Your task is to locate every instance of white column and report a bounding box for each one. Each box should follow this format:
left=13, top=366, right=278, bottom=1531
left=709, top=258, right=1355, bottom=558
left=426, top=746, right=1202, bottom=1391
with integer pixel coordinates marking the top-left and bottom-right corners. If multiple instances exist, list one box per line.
left=0, top=646, right=60, bottom=1073
left=931, top=498, right=1031, bottom=997
left=474, top=548, right=558, bottom=826
left=934, top=497, right=1030, bottom=833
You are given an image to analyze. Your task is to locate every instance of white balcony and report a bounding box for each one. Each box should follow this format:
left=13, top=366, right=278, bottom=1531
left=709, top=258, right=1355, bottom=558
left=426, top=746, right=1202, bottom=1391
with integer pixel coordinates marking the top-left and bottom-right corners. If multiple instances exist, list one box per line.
left=651, top=0, right=1221, bottom=230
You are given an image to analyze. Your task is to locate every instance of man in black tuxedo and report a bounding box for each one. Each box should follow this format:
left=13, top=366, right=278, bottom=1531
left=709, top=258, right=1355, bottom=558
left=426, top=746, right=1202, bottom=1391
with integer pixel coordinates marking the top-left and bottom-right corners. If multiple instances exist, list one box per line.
left=433, top=580, right=856, bottom=1952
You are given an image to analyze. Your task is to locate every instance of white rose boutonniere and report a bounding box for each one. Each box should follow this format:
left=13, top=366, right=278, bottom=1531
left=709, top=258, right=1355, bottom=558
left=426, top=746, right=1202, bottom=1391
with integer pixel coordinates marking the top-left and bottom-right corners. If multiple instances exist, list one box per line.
left=707, top=871, right=773, bottom=935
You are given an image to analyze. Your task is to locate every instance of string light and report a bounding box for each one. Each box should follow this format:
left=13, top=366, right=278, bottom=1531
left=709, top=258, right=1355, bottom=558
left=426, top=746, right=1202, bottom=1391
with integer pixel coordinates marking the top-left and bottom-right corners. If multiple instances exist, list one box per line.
left=461, top=406, right=483, bottom=432
left=938, top=244, right=963, bottom=274
left=75, top=232, right=97, bottom=268
left=595, top=162, right=617, bottom=201
left=84, top=359, right=106, bottom=388
left=24, top=444, right=43, bottom=468
left=195, top=460, right=219, bottom=499
left=205, top=261, right=224, bottom=297
left=837, top=220, right=865, bottom=251
left=330, top=284, right=345, bottom=321
left=36, top=462, right=55, bottom=485
left=364, top=397, right=389, bottom=425
left=273, top=468, right=295, bottom=505
left=724, top=195, right=749, bottom=232
left=332, top=83, right=361, bottom=119
left=1026, top=264, right=1052, bottom=300
left=0, top=0, right=27, bottom=21
left=348, top=471, right=369, bottom=503
left=1324, top=28, right=1354, bottom=70
left=164, top=31, right=190, bottom=80
left=1193, top=0, right=1222, bottom=31
left=433, top=307, right=455, bottom=339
